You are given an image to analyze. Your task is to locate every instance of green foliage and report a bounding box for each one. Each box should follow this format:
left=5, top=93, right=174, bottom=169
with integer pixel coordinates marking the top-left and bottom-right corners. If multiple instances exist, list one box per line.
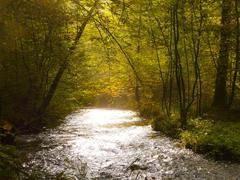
left=0, top=0, right=239, bottom=163
left=151, top=112, right=182, bottom=138
left=181, top=119, right=240, bottom=161
left=0, top=0, right=97, bottom=130
left=0, top=144, right=21, bottom=179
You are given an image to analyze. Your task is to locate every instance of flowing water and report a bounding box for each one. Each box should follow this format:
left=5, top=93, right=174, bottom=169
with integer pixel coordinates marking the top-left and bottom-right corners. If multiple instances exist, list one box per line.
left=19, top=108, right=240, bottom=179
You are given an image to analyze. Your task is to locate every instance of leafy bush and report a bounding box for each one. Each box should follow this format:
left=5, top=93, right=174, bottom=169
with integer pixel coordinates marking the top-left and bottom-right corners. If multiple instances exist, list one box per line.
left=0, top=144, right=22, bottom=178
left=151, top=113, right=181, bottom=138
left=180, top=119, right=240, bottom=161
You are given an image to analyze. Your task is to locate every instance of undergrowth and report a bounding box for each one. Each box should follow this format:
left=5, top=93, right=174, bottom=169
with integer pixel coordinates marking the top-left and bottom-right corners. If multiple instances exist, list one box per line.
left=180, top=119, right=240, bottom=162
left=150, top=109, right=240, bottom=162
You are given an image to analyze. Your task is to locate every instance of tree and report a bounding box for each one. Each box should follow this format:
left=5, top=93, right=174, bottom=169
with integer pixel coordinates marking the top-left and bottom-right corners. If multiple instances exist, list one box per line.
left=37, top=0, right=99, bottom=118
left=228, top=0, right=240, bottom=107
left=212, top=0, right=232, bottom=108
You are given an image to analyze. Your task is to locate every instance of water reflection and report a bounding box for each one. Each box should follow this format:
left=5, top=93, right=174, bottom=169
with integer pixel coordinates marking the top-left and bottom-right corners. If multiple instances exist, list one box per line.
left=66, top=109, right=150, bottom=173
left=20, top=108, right=240, bottom=179
left=71, top=108, right=140, bottom=125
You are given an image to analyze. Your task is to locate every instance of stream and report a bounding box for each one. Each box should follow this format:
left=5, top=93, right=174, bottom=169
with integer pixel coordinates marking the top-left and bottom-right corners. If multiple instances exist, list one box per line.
left=19, top=108, right=240, bottom=179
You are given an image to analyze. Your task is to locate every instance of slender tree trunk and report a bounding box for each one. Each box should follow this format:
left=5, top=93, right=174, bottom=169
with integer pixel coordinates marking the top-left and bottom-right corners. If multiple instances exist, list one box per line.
left=190, top=0, right=203, bottom=116
left=37, top=3, right=98, bottom=118
left=212, top=0, right=232, bottom=108
left=151, top=30, right=169, bottom=116
left=0, top=96, right=2, bottom=120
left=135, top=78, right=141, bottom=110
left=173, top=1, right=187, bottom=128
left=135, top=5, right=142, bottom=110
left=228, top=0, right=240, bottom=107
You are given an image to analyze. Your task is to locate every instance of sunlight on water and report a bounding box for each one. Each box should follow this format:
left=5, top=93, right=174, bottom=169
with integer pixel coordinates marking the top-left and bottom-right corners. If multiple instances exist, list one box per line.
left=68, top=109, right=149, bottom=160
left=73, top=108, right=140, bottom=125
left=20, top=108, right=240, bottom=179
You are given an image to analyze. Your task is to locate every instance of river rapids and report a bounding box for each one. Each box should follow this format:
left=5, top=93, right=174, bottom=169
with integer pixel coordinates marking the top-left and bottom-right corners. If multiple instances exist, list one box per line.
left=18, top=109, right=240, bottom=179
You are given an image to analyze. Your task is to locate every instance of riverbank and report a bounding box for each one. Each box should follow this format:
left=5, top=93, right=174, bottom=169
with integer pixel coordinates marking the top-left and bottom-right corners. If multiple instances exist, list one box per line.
left=151, top=113, right=240, bottom=162
left=181, top=119, right=240, bottom=162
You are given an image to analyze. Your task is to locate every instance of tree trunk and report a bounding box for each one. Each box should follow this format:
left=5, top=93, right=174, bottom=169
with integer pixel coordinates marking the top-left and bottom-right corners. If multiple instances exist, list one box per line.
left=37, top=3, right=98, bottom=118
left=212, top=0, right=232, bottom=108
left=228, top=0, right=240, bottom=107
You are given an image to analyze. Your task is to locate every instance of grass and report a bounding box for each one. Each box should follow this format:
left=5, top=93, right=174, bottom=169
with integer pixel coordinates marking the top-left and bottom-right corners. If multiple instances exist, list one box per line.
left=180, top=119, right=240, bottom=162
left=150, top=110, right=240, bottom=162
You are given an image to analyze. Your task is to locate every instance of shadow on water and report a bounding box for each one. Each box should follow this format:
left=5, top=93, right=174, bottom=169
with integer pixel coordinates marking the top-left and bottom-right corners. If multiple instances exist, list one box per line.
left=18, top=108, right=240, bottom=179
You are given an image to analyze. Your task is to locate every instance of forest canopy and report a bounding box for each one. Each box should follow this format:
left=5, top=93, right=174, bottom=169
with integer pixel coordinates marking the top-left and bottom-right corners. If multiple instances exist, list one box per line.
left=0, top=0, right=239, bottom=131
left=0, top=1, right=240, bottom=178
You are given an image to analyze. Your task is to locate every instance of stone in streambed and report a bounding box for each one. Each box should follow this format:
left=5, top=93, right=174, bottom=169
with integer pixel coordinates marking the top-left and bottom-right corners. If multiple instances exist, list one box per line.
left=129, top=164, right=148, bottom=171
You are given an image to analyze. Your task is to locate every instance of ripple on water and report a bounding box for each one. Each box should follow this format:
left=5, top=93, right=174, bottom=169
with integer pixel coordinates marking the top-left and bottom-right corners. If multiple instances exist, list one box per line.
left=19, top=108, right=240, bottom=179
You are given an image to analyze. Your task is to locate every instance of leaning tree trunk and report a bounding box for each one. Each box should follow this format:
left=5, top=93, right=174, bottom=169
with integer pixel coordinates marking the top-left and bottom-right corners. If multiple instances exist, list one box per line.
left=37, top=2, right=98, bottom=118
left=212, top=0, right=232, bottom=108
